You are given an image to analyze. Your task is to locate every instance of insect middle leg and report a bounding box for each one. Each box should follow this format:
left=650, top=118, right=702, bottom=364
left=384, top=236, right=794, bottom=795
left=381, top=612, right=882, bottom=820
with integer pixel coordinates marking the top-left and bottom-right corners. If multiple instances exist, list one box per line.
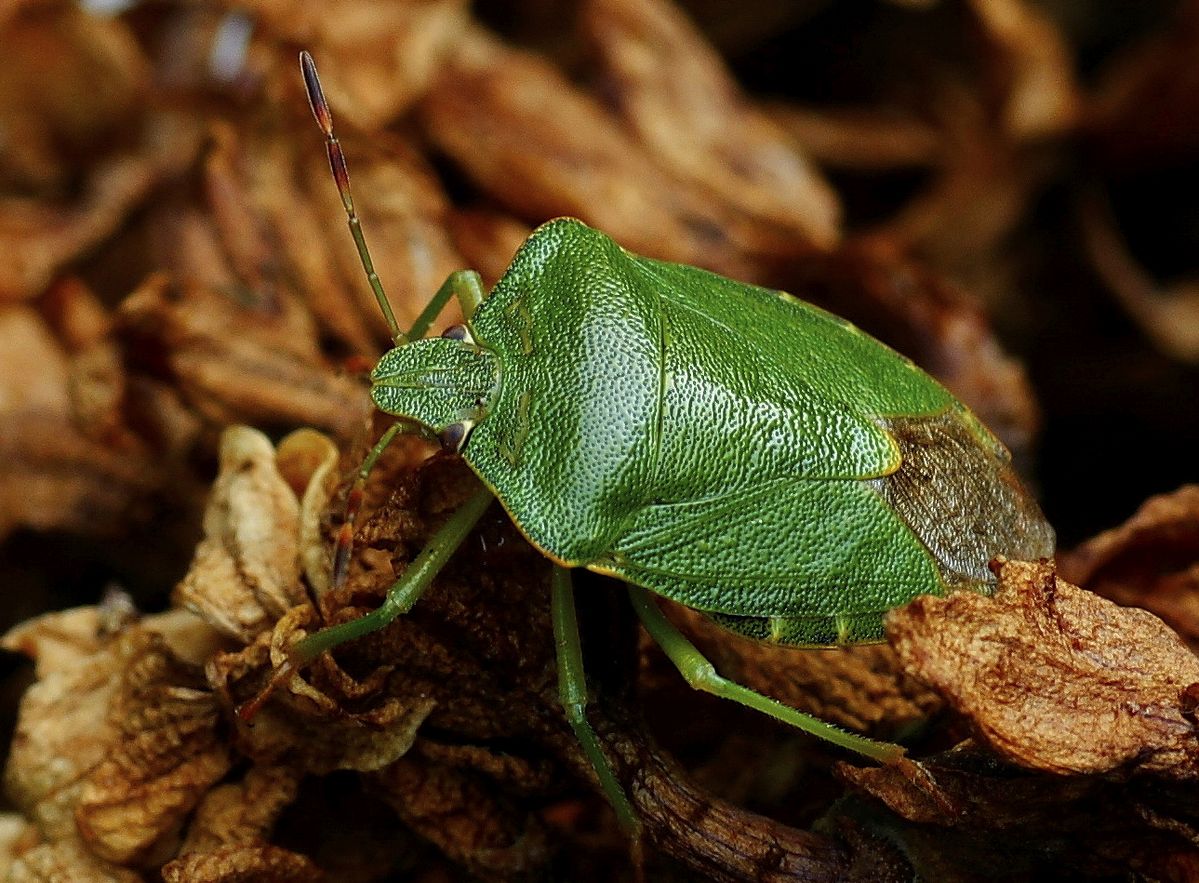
left=626, top=584, right=905, bottom=763
left=551, top=566, right=640, bottom=835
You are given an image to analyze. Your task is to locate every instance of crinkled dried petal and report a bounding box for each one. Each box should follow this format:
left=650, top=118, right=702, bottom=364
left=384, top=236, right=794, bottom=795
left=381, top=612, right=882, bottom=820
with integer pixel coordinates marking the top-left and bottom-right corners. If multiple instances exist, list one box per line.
left=584, top=0, right=840, bottom=250
left=4, top=612, right=124, bottom=840
left=175, top=766, right=299, bottom=856
left=4, top=610, right=229, bottom=868
left=75, top=631, right=230, bottom=866
left=419, top=27, right=758, bottom=280
left=6, top=839, right=143, bottom=883
left=161, top=844, right=323, bottom=883
left=174, top=426, right=306, bottom=643
left=1062, top=485, right=1199, bottom=647
left=117, top=274, right=368, bottom=437
left=372, top=756, right=550, bottom=879
left=887, top=558, right=1199, bottom=777
left=277, top=428, right=340, bottom=597
left=3, top=607, right=113, bottom=679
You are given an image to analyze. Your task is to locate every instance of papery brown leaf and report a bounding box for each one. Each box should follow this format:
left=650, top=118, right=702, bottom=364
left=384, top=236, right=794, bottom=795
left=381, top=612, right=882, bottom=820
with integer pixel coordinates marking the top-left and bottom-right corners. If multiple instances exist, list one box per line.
left=0, top=4, right=148, bottom=192
left=1062, top=485, right=1199, bottom=648
left=419, top=26, right=759, bottom=280
left=174, top=426, right=308, bottom=643
left=887, top=558, right=1199, bottom=777
left=0, top=114, right=200, bottom=301
left=40, top=278, right=128, bottom=445
left=0, top=410, right=155, bottom=541
left=584, top=0, right=840, bottom=251
left=0, top=302, right=155, bottom=539
left=299, top=131, right=468, bottom=342
left=839, top=747, right=1199, bottom=881
left=117, top=274, right=367, bottom=438
left=372, top=756, right=550, bottom=881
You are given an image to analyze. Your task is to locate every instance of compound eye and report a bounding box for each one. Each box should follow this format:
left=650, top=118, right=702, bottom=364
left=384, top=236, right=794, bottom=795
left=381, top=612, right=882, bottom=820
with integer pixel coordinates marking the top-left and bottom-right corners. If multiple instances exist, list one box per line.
left=442, top=324, right=473, bottom=343
left=438, top=421, right=473, bottom=453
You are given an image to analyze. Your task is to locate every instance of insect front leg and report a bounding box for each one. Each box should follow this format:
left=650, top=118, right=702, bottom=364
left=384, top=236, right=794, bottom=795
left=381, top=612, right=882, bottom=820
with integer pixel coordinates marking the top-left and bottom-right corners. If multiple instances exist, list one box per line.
left=551, top=567, right=641, bottom=836
left=237, top=487, right=494, bottom=721
left=626, top=585, right=906, bottom=764
left=294, top=487, right=494, bottom=662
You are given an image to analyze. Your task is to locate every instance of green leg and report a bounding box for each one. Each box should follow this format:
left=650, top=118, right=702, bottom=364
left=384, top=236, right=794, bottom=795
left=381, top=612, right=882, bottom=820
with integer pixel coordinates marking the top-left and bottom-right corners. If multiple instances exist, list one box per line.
left=551, top=567, right=641, bottom=835
left=290, top=487, right=494, bottom=665
left=627, top=585, right=906, bottom=764
left=401, top=270, right=486, bottom=344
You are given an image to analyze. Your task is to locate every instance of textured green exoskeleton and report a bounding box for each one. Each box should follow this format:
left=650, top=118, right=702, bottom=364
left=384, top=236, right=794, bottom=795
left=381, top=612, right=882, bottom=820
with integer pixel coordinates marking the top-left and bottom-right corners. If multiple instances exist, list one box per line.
left=283, top=51, right=1055, bottom=836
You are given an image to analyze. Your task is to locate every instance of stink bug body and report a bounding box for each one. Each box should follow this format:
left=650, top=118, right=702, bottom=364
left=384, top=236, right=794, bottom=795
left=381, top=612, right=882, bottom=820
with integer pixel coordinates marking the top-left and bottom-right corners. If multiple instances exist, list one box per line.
left=268, top=52, right=1056, bottom=834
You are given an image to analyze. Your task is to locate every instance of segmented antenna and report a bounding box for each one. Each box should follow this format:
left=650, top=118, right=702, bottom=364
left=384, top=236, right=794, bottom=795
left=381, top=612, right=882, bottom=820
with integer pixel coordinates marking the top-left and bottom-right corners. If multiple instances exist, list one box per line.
left=299, top=51, right=403, bottom=345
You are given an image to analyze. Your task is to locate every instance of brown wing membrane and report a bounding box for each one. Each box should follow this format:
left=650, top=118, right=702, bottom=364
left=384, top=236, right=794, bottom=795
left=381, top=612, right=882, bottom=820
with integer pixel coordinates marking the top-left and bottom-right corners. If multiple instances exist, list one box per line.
left=869, top=411, right=1056, bottom=590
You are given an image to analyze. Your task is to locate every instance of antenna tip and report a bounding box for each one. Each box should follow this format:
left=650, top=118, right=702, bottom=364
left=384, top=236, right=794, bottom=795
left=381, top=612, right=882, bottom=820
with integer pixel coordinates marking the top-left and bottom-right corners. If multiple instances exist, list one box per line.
left=299, top=50, right=333, bottom=134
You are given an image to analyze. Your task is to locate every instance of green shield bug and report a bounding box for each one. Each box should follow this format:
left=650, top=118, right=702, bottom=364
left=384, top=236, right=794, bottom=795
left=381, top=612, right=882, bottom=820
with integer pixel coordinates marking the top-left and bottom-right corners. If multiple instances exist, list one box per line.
left=257, top=51, right=1056, bottom=834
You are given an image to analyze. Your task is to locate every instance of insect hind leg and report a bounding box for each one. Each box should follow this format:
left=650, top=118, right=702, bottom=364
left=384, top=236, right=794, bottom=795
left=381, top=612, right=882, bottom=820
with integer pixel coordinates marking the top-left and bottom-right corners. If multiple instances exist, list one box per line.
left=627, top=584, right=905, bottom=763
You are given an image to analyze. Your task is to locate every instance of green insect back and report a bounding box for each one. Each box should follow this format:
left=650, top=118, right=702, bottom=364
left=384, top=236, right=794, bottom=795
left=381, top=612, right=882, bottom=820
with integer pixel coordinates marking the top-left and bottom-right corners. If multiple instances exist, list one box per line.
left=388, top=219, right=1056, bottom=648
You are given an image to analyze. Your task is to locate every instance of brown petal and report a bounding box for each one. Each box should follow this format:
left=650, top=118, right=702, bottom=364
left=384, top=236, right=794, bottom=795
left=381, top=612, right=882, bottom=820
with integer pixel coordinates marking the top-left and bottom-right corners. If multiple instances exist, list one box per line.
left=173, top=427, right=306, bottom=643
left=1062, top=485, right=1199, bottom=649
left=887, top=558, right=1199, bottom=777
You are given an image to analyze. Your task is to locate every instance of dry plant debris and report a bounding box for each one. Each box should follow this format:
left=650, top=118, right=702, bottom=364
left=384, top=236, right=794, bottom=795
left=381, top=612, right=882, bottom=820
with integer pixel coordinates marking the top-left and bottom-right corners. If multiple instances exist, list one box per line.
left=1, top=0, right=1197, bottom=879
